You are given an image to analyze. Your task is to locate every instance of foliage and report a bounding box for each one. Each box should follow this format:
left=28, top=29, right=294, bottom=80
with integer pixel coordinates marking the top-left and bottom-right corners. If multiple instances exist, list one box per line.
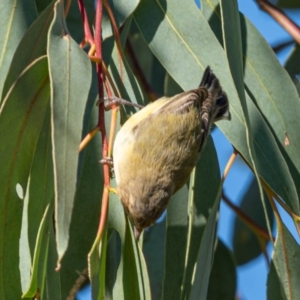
left=0, top=0, right=300, bottom=299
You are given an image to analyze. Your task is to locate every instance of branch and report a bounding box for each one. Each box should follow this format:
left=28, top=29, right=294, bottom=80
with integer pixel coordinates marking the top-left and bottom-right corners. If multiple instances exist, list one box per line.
left=256, top=0, right=300, bottom=44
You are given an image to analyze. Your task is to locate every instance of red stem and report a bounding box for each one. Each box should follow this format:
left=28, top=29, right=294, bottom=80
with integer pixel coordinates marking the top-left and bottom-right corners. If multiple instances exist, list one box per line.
left=94, top=0, right=110, bottom=187
left=77, top=0, right=94, bottom=45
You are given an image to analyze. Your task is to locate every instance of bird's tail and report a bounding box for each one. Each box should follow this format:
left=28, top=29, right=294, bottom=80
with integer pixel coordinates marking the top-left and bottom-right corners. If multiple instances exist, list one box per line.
left=199, top=66, right=231, bottom=122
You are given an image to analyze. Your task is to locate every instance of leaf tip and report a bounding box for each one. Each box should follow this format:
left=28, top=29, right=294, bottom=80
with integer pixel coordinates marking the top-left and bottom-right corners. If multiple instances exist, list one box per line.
left=284, top=132, right=290, bottom=146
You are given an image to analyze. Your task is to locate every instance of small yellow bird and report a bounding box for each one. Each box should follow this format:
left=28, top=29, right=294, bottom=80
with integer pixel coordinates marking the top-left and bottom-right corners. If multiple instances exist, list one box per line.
left=113, top=66, right=230, bottom=240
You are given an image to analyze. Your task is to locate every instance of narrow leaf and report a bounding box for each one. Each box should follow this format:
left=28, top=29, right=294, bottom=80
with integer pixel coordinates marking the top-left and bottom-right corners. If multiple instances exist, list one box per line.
left=232, top=177, right=274, bottom=265
left=207, top=240, right=237, bottom=300
left=22, top=203, right=52, bottom=298
left=108, top=192, right=151, bottom=300
left=2, top=1, right=55, bottom=100
left=272, top=223, right=300, bottom=299
left=0, top=0, right=36, bottom=95
left=189, top=191, right=220, bottom=299
left=163, top=185, right=189, bottom=300
left=0, top=56, right=50, bottom=299
left=181, top=137, right=220, bottom=299
left=59, top=104, right=103, bottom=299
left=22, top=106, right=54, bottom=298
left=47, top=0, right=92, bottom=264
left=203, top=0, right=299, bottom=213
left=102, top=0, right=140, bottom=40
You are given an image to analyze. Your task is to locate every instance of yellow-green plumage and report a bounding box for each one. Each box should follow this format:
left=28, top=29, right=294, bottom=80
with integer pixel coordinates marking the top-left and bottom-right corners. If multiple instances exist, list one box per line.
left=113, top=66, right=230, bottom=239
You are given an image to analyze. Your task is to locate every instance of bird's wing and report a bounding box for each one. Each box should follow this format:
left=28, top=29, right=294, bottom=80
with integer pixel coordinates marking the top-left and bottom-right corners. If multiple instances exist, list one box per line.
left=152, top=89, right=206, bottom=115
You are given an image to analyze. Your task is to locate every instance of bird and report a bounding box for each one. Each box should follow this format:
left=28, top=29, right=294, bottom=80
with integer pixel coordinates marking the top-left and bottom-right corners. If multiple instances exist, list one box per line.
left=113, top=66, right=231, bottom=240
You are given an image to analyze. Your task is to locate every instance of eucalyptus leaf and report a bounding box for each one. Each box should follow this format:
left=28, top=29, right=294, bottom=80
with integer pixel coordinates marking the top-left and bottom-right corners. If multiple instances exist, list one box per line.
left=207, top=239, right=237, bottom=300
left=47, top=0, right=92, bottom=263
left=272, top=223, right=300, bottom=299
left=0, top=56, right=49, bottom=299
left=0, top=0, right=37, bottom=95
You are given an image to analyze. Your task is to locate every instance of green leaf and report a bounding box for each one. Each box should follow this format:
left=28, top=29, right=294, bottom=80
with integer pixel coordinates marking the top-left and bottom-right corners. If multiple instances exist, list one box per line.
left=35, top=0, right=54, bottom=13
left=164, top=72, right=183, bottom=97
left=0, top=56, right=50, bottom=299
left=205, top=0, right=299, bottom=211
left=22, top=203, right=52, bottom=298
left=27, top=106, right=54, bottom=261
left=239, top=14, right=300, bottom=202
left=182, top=137, right=220, bottom=299
left=47, top=0, right=92, bottom=264
left=89, top=227, right=108, bottom=300
left=102, top=0, right=140, bottom=40
left=267, top=260, right=287, bottom=300
left=163, top=185, right=189, bottom=300
left=272, top=223, right=300, bottom=299
left=0, top=0, right=37, bottom=95
left=108, top=192, right=151, bottom=300
left=142, top=220, right=166, bottom=300
left=21, top=106, right=54, bottom=298
left=106, top=23, right=145, bottom=111
left=219, top=0, right=274, bottom=263
left=2, top=1, right=55, bottom=101
left=207, top=240, right=237, bottom=300
left=277, top=0, right=300, bottom=8
left=161, top=137, right=220, bottom=300
left=44, top=223, right=62, bottom=300
left=59, top=102, right=103, bottom=299
left=285, top=44, right=300, bottom=81
left=232, top=176, right=274, bottom=265
left=19, top=179, right=33, bottom=294
left=189, top=190, right=221, bottom=299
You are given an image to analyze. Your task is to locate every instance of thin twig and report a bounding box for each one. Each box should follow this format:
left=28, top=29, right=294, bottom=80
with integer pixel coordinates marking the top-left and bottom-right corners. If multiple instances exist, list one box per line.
left=78, top=0, right=94, bottom=45
left=256, top=0, right=300, bottom=44
left=222, top=192, right=274, bottom=242
left=126, top=38, right=158, bottom=102
left=66, top=268, right=89, bottom=300
left=79, top=126, right=99, bottom=152
left=221, top=149, right=238, bottom=183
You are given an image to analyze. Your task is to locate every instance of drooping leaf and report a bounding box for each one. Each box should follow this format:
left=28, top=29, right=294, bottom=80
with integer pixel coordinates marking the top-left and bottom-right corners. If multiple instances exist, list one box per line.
left=272, top=223, right=300, bottom=299
left=189, top=189, right=221, bottom=300
left=89, top=226, right=108, bottom=300
left=267, top=259, right=287, bottom=300
left=207, top=239, right=237, bottom=300
left=203, top=0, right=299, bottom=213
left=0, top=0, right=37, bottom=95
left=181, top=137, right=221, bottom=299
left=285, top=44, right=300, bottom=81
left=108, top=191, right=151, bottom=300
left=22, top=203, right=52, bottom=298
left=102, top=0, right=140, bottom=40
left=0, top=56, right=50, bottom=299
left=162, top=185, right=189, bottom=300
left=219, top=0, right=274, bottom=265
left=232, top=176, right=274, bottom=265
left=44, top=222, right=62, bottom=300
left=47, top=0, right=92, bottom=264
left=21, top=106, right=54, bottom=298
left=142, top=219, right=166, bottom=300
left=59, top=94, right=103, bottom=299
left=2, top=1, right=55, bottom=101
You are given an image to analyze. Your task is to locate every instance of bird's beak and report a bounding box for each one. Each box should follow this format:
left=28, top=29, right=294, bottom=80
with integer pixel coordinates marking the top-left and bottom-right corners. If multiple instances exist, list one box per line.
left=134, top=226, right=142, bottom=241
